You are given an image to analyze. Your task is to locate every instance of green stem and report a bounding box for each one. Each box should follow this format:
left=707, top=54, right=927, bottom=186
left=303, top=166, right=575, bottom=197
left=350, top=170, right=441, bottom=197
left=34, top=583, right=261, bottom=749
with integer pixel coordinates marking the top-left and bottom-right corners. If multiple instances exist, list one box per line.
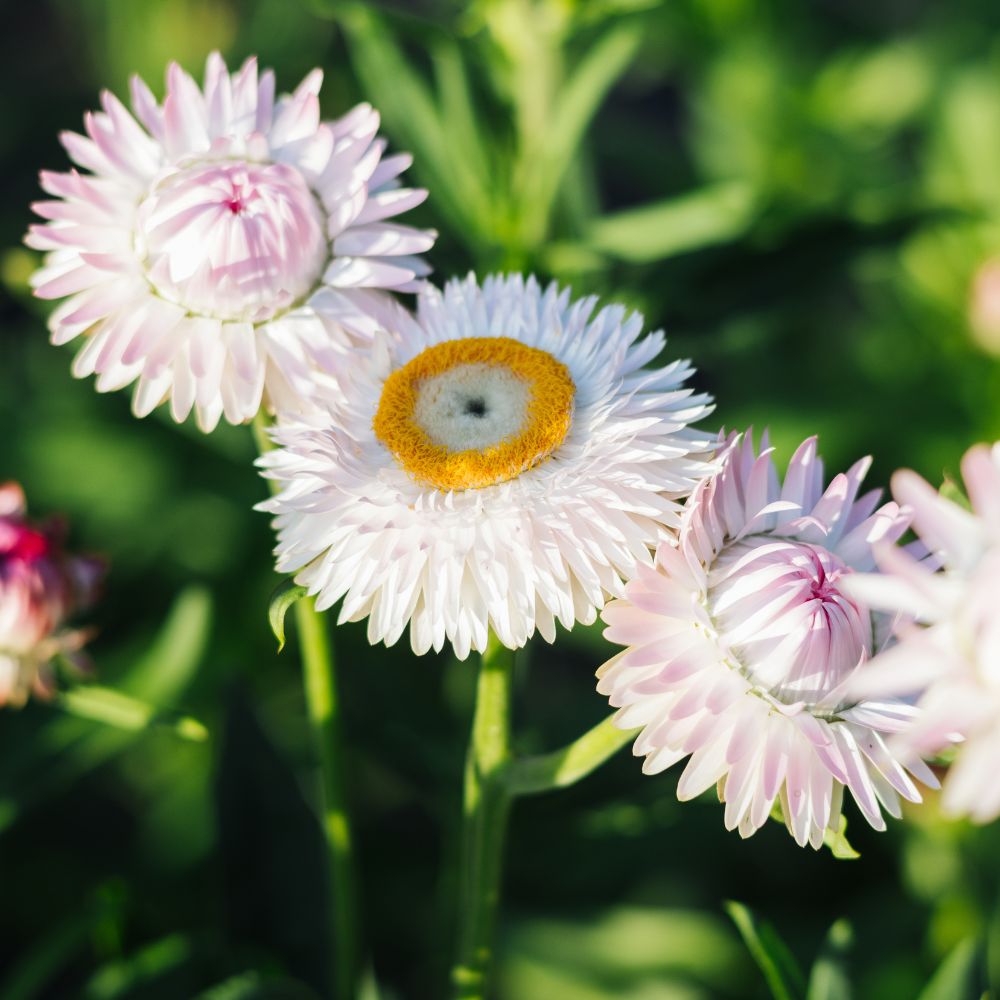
left=504, top=714, right=637, bottom=797
left=296, top=596, right=359, bottom=1000
left=253, top=412, right=359, bottom=1000
left=451, top=636, right=515, bottom=1000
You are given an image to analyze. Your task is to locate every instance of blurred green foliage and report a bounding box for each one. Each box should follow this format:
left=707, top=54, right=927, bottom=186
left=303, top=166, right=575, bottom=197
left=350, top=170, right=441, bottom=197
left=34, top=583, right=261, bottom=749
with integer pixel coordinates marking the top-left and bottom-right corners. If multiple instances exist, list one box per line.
left=3, top=0, right=1000, bottom=997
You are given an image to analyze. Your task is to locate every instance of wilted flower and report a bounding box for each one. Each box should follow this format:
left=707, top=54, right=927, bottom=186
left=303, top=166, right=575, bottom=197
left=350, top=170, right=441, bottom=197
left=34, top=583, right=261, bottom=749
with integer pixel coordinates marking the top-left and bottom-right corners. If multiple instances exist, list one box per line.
left=27, top=52, right=434, bottom=431
left=597, top=433, right=937, bottom=848
left=0, top=484, right=103, bottom=706
left=847, top=442, right=1000, bottom=823
left=259, top=274, right=714, bottom=660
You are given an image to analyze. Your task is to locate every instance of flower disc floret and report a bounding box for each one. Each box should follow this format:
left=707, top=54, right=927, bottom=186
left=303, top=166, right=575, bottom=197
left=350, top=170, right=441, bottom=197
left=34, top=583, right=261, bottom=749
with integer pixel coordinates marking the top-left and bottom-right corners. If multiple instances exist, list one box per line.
left=259, top=274, right=715, bottom=660
left=373, top=337, right=575, bottom=491
left=27, top=52, right=435, bottom=430
left=598, top=432, right=937, bottom=847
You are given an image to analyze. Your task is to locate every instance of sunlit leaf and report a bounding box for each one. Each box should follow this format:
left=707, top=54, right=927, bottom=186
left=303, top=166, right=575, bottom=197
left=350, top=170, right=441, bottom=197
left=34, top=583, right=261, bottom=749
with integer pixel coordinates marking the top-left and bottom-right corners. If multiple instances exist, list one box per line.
left=268, top=579, right=308, bottom=653
left=915, top=939, right=983, bottom=1000
left=54, top=684, right=208, bottom=741
left=806, top=920, right=853, bottom=1000
left=823, top=815, right=861, bottom=861
left=725, top=901, right=805, bottom=1000
left=194, top=970, right=319, bottom=1000
left=582, top=181, right=758, bottom=262
left=519, top=21, right=643, bottom=239
left=82, top=934, right=191, bottom=1000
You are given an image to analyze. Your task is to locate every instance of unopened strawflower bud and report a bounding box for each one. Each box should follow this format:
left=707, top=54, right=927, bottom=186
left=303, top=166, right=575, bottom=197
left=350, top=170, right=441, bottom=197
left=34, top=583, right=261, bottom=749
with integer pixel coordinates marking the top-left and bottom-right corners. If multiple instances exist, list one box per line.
left=27, top=53, right=434, bottom=431
left=0, top=484, right=103, bottom=706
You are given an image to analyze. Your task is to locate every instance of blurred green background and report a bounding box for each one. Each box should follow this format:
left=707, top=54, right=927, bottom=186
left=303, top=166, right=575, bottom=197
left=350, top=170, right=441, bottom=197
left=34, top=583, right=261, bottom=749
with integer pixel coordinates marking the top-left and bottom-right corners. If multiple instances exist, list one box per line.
left=2, top=0, right=1000, bottom=997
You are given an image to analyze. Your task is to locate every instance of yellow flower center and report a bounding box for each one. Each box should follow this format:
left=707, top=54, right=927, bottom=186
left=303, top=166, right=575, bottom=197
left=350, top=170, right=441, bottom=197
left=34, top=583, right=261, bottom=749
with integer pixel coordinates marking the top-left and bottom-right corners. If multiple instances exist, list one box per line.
left=373, top=337, right=576, bottom=491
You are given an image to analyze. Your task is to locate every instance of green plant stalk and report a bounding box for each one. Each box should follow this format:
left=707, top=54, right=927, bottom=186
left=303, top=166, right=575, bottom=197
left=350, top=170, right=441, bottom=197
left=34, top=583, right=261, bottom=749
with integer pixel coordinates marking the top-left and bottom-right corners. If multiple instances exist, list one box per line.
left=451, top=636, right=515, bottom=1000
left=253, top=413, right=359, bottom=1000
left=296, top=595, right=359, bottom=1000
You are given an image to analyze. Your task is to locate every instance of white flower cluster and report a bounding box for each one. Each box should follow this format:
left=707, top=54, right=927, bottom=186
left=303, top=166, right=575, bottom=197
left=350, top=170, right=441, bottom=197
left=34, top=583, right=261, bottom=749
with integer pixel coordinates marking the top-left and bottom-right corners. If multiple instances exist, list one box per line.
left=27, top=51, right=1000, bottom=842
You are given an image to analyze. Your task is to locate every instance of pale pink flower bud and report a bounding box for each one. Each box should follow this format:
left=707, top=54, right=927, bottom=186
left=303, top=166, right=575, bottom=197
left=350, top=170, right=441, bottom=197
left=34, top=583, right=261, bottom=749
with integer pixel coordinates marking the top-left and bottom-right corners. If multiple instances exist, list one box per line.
left=598, top=433, right=937, bottom=848
left=27, top=53, right=435, bottom=431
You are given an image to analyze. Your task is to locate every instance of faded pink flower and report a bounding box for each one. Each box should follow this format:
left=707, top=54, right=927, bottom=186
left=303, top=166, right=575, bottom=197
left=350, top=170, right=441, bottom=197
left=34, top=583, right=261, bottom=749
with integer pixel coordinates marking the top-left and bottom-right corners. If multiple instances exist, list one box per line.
left=847, top=442, right=1000, bottom=823
left=0, top=484, right=103, bottom=707
left=597, top=433, right=937, bottom=848
left=27, top=53, right=434, bottom=431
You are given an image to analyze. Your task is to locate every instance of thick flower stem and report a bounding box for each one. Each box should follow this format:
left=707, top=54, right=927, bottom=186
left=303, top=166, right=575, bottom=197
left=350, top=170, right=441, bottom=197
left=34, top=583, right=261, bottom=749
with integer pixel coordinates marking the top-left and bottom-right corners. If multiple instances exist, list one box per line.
left=253, top=414, right=359, bottom=1000
left=296, top=596, right=359, bottom=1000
left=451, top=636, right=515, bottom=1000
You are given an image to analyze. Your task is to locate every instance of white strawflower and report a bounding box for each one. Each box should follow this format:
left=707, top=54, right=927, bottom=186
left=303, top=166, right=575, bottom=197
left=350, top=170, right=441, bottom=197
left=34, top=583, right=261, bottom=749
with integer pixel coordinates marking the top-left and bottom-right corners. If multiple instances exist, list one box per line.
left=27, top=52, right=434, bottom=431
left=597, top=433, right=938, bottom=848
left=847, top=442, right=1000, bottom=822
left=258, top=274, right=714, bottom=660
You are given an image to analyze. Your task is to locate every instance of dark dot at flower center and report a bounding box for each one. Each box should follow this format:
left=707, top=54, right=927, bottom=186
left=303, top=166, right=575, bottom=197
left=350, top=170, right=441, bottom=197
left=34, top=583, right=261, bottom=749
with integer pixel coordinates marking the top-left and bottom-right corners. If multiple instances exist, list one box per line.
left=463, top=397, right=488, bottom=418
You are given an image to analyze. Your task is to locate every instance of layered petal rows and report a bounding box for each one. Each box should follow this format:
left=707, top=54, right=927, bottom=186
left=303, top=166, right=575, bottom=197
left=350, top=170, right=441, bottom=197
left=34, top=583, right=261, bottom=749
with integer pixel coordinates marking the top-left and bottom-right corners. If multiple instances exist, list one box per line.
left=27, top=53, right=434, bottom=430
left=598, top=433, right=937, bottom=847
left=259, top=274, right=715, bottom=660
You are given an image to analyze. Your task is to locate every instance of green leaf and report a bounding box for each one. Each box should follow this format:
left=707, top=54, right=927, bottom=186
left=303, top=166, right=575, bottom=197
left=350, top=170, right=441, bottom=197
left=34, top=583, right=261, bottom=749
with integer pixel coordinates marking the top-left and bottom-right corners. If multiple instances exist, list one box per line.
left=807, top=920, right=853, bottom=1000
left=940, top=475, right=972, bottom=510
left=725, top=901, right=806, bottom=1000
left=582, top=181, right=759, bottom=262
left=340, top=5, right=492, bottom=240
left=431, top=41, right=492, bottom=192
left=82, top=934, right=191, bottom=1000
left=823, top=815, right=861, bottom=861
left=518, top=21, right=643, bottom=239
left=916, top=938, right=983, bottom=1000
left=194, top=970, right=319, bottom=1000
left=268, top=579, right=308, bottom=652
left=55, top=684, right=209, bottom=741
left=0, top=586, right=213, bottom=833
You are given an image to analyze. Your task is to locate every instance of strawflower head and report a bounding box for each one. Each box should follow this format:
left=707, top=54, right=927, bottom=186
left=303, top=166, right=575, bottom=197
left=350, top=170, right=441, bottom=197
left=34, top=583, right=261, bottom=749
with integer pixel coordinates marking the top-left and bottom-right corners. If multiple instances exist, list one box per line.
left=27, top=52, right=434, bottom=431
left=0, top=484, right=103, bottom=706
left=597, top=432, right=938, bottom=848
left=258, top=274, right=714, bottom=660
left=847, top=442, right=1000, bottom=822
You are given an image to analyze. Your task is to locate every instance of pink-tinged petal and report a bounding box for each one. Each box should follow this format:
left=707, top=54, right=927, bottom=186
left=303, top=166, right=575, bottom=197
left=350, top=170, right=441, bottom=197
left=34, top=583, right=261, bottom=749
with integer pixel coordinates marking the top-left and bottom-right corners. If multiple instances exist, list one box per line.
left=892, top=468, right=983, bottom=573
left=130, top=74, right=165, bottom=141
left=368, top=151, right=413, bottom=189
left=354, top=187, right=428, bottom=225
left=132, top=369, right=173, bottom=417
left=204, top=51, right=234, bottom=138
left=323, top=256, right=420, bottom=289
left=163, top=62, right=210, bottom=157
left=332, top=222, right=437, bottom=258
left=676, top=739, right=730, bottom=800
left=961, top=444, right=1000, bottom=531
left=31, top=262, right=105, bottom=300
